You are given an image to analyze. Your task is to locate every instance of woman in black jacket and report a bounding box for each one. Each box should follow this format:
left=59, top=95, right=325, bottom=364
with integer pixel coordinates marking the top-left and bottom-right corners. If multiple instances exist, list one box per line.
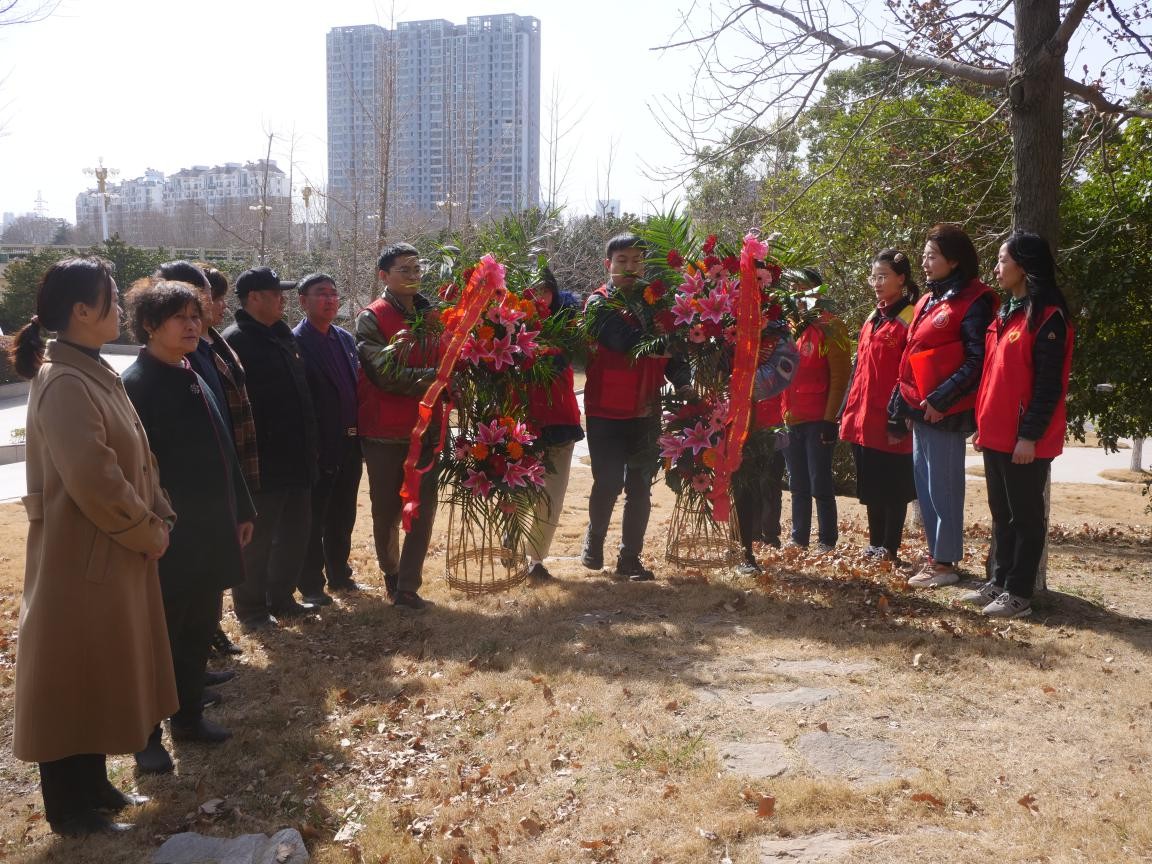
left=121, top=280, right=255, bottom=773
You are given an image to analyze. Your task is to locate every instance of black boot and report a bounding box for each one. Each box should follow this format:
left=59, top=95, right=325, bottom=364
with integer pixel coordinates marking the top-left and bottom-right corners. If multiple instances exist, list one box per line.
left=616, top=553, right=654, bottom=582
left=210, top=627, right=243, bottom=656
left=581, top=531, right=604, bottom=570
left=134, top=726, right=173, bottom=775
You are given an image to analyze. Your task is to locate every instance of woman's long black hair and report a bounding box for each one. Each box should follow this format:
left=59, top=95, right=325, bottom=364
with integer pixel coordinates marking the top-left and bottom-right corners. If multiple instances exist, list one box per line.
left=1004, top=232, right=1070, bottom=331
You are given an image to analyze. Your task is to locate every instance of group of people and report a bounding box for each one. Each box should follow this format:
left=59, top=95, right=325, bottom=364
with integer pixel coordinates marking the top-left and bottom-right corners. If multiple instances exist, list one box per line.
left=9, top=222, right=1071, bottom=837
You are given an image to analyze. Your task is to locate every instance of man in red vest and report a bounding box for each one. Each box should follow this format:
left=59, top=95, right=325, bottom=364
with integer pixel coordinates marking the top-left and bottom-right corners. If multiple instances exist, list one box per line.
left=356, top=243, right=439, bottom=611
left=582, top=234, right=692, bottom=581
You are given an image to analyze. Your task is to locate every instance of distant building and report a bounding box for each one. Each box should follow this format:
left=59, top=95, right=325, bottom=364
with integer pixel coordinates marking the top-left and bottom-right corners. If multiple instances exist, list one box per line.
left=74, top=161, right=291, bottom=248
left=326, top=13, right=540, bottom=232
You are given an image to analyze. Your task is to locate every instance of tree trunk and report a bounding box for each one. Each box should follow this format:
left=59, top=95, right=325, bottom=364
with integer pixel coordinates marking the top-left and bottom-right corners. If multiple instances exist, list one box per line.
left=1010, top=0, right=1064, bottom=244
left=1131, top=437, right=1146, bottom=472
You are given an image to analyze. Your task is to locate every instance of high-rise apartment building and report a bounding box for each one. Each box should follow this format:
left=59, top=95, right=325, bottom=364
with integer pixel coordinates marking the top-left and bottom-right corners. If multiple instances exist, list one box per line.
left=326, top=13, right=540, bottom=230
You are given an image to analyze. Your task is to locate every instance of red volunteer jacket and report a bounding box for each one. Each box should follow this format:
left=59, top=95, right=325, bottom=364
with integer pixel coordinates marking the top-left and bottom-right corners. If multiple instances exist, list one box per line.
left=357, top=298, right=439, bottom=439
left=975, top=306, right=1074, bottom=458
left=583, top=285, right=669, bottom=420
left=841, top=305, right=915, bottom=453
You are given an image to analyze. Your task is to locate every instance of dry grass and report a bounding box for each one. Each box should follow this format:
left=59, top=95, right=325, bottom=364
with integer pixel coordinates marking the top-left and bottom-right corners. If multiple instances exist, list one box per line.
left=1098, top=469, right=1152, bottom=485
left=0, top=472, right=1150, bottom=863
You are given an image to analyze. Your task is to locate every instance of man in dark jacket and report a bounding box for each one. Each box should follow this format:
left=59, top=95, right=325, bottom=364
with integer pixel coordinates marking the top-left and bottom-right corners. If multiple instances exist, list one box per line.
left=293, top=273, right=362, bottom=605
left=222, top=267, right=320, bottom=629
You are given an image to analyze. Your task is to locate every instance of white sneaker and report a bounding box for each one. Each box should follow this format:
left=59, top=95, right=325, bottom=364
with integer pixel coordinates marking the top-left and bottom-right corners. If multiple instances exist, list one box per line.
left=982, top=592, right=1032, bottom=618
left=861, top=545, right=886, bottom=558
left=907, top=563, right=960, bottom=587
left=814, top=542, right=835, bottom=554
left=959, top=580, right=1001, bottom=606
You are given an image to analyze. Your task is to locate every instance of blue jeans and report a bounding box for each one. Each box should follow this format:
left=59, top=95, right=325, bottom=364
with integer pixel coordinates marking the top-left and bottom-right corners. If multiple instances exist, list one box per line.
left=911, top=421, right=967, bottom=563
left=784, top=421, right=838, bottom=547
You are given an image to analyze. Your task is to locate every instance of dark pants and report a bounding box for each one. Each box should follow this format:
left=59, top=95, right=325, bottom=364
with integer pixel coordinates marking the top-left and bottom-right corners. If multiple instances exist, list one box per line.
left=983, top=449, right=1051, bottom=599
left=585, top=415, right=659, bottom=557
left=38, top=754, right=107, bottom=826
left=783, top=422, right=838, bottom=547
left=299, top=438, right=363, bottom=595
left=733, top=434, right=785, bottom=558
left=866, top=503, right=908, bottom=557
left=233, top=487, right=312, bottom=622
left=162, top=586, right=219, bottom=724
left=363, top=438, right=438, bottom=593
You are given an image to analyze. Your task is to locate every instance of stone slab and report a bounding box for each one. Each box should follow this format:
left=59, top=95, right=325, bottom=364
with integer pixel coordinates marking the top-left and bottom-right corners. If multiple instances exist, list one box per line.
left=794, top=732, right=914, bottom=786
left=746, top=687, right=839, bottom=708
left=772, top=659, right=873, bottom=677
left=153, top=828, right=309, bottom=864
left=760, top=831, right=886, bottom=862
left=718, top=741, right=791, bottom=778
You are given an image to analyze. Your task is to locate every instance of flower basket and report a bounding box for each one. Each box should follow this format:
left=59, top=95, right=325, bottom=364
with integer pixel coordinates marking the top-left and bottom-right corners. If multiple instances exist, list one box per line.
left=665, top=491, right=744, bottom=570
left=443, top=497, right=530, bottom=595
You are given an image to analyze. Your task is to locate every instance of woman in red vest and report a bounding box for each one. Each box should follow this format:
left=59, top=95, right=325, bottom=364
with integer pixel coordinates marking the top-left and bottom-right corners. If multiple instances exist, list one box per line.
left=966, top=233, right=1072, bottom=618
left=889, top=224, right=997, bottom=586
left=523, top=267, right=584, bottom=582
left=840, top=249, right=918, bottom=562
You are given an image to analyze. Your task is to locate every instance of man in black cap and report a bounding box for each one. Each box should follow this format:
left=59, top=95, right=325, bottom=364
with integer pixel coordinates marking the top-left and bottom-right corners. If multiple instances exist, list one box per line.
left=221, top=267, right=320, bottom=630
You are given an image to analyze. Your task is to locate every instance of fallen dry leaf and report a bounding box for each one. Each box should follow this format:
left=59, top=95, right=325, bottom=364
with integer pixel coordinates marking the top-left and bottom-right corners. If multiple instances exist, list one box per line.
left=910, top=792, right=945, bottom=808
left=697, top=827, right=720, bottom=841
left=740, top=787, right=775, bottom=818
left=1042, top=685, right=1057, bottom=695
left=664, top=700, right=679, bottom=711
left=580, top=839, right=612, bottom=850
left=198, top=798, right=224, bottom=816
left=817, top=722, right=829, bottom=733
left=663, top=784, right=679, bottom=799
left=877, top=595, right=890, bottom=614
left=519, top=814, right=546, bottom=836
left=1018, top=793, right=1039, bottom=812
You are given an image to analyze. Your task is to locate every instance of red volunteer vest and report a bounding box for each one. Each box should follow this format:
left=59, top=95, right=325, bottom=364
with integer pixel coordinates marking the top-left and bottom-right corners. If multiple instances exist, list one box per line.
left=897, top=279, right=996, bottom=417
left=583, top=285, right=669, bottom=419
left=975, top=306, right=1074, bottom=458
left=782, top=313, right=833, bottom=424
left=528, top=364, right=581, bottom=429
left=357, top=298, right=439, bottom=439
left=753, top=393, right=783, bottom=429
left=840, top=306, right=914, bottom=454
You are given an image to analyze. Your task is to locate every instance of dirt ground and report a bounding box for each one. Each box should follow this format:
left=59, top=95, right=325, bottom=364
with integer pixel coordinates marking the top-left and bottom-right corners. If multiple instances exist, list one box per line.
left=0, top=463, right=1149, bottom=863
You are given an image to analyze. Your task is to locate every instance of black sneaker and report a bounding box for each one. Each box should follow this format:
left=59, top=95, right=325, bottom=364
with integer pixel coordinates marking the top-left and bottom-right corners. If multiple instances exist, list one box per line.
left=393, top=590, right=427, bottom=611
left=201, top=687, right=224, bottom=708
left=270, top=599, right=317, bottom=618
left=134, top=730, right=173, bottom=775
left=90, top=783, right=149, bottom=813
left=329, top=579, right=360, bottom=593
left=301, top=592, right=334, bottom=607
left=384, top=573, right=399, bottom=601
left=527, top=562, right=553, bottom=583
left=171, top=717, right=232, bottom=744
left=203, top=669, right=236, bottom=686
left=616, top=554, right=655, bottom=582
left=581, top=531, right=605, bottom=570
left=239, top=614, right=277, bottom=633
left=51, top=810, right=133, bottom=837
left=210, top=627, right=243, bottom=656
left=738, top=559, right=762, bottom=576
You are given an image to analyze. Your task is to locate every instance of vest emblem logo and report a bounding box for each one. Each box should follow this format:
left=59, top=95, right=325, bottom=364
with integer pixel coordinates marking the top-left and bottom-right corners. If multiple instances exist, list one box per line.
left=1007, top=330, right=1021, bottom=343
left=800, top=340, right=815, bottom=357
left=931, top=308, right=951, bottom=328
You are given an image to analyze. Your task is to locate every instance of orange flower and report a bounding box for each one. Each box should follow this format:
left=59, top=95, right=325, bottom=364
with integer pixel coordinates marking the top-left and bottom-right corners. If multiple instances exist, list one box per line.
left=441, top=307, right=463, bottom=330
left=701, top=448, right=717, bottom=468
left=477, top=325, right=496, bottom=341
left=500, top=416, right=517, bottom=430
left=470, top=443, right=489, bottom=460
left=506, top=441, right=524, bottom=459
left=520, top=297, right=537, bottom=318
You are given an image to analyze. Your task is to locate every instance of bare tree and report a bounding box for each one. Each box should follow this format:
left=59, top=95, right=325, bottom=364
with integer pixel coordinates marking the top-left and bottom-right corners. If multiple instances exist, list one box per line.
left=664, top=0, right=1152, bottom=242
left=541, top=75, right=587, bottom=209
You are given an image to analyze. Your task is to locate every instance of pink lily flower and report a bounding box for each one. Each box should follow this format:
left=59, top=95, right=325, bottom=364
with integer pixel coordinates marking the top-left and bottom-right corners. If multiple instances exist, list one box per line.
left=697, top=289, right=732, bottom=324
left=452, top=437, right=472, bottom=460
left=682, top=421, right=715, bottom=455
left=514, top=327, right=540, bottom=360
left=672, top=292, right=697, bottom=327
left=658, top=431, right=688, bottom=460
left=489, top=333, right=518, bottom=370
left=502, top=459, right=533, bottom=489
left=476, top=419, right=507, bottom=446
left=523, top=459, right=546, bottom=487
left=509, top=421, right=537, bottom=446
left=463, top=468, right=494, bottom=497
left=680, top=271, right=704, bottom=296
left=460, top=336, right=489, bottom=366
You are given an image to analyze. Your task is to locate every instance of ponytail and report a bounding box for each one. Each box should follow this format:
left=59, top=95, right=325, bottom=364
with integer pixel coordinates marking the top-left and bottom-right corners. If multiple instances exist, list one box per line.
left=10, top=316, right=47, bottom=380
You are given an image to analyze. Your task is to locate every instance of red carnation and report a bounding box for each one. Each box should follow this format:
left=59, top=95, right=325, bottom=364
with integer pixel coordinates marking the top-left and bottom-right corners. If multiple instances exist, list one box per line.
left=702, top=234, right=718, bottom=255
left=721, top=255, right=740, bottom=274
left=667, top=249, right=684, bottom=269
left=702, top=255, right=721, bottom=272
left=764, top=301, right=783, bottom=321
left=654, top=309, right=677, bottom=334
left=703, top=320, right=722, bottom=338
left=461, top=266, right=476, bottom=285
left=488, top=454, right=507, bottom=477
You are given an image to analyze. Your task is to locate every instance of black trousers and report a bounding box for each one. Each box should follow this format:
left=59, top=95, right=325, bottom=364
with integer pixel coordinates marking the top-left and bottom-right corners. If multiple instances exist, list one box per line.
left=162, top=586, right=220, bottom=723
left=38, top=754, right=107, bottom=825
left=299, top=438, right=363, bottom=595
left=234, top=487, right=312, bottom=621
left=733, top=437, right=785, bottom=558
left=866, top=503, right=908, bottom=557
left=983, top=449, right=1051, bottom=599
left=585, top=415, right=660, bottom=557
left=363, top=439, right=438, bottom=593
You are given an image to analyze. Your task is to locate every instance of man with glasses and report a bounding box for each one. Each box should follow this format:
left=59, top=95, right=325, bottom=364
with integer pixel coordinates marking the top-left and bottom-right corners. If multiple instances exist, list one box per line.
left=293, top=273, right=362, bottom=606
left=221, top=267, right=319, bottom=630
left=355, top=244, right=439, bottom=610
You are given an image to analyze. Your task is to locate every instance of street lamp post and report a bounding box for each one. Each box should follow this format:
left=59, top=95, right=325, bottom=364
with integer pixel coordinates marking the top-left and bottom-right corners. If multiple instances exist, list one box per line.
left=84, top=157, right=119, bottom=242
left=302, top=185, right=313, bottom=256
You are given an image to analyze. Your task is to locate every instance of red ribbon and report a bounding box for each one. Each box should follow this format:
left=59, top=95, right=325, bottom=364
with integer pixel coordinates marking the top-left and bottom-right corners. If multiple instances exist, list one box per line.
left=400, top=255, right=506, bottom=531
left=708, top=237, right=764, bottom=522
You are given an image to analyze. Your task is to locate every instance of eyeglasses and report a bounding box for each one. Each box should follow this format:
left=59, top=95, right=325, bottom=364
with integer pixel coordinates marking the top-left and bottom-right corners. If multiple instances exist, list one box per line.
left=867, top=274, right=894, bottom=283
left=391, top=265, right=423, bottom=276
left=308, top=291, right=340, bottom=300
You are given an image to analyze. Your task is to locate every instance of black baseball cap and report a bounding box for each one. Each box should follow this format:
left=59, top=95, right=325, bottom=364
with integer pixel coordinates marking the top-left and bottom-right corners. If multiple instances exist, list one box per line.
left=235, top=266, right=296, bottom=298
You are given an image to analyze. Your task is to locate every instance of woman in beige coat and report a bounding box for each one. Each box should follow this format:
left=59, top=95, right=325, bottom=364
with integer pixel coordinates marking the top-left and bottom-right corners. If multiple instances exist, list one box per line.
left=10, top=257, right=178, bottom=837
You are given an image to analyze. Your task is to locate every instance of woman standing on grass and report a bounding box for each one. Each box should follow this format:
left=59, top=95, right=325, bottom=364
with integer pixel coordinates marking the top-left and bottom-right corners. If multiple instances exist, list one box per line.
left=840, top=249, right=920, bottom=563
left=10, top=257, right=177, bottom=836
left=889, top=224, right=998, bottom=587
left=121, top=280, right=255, bottom=772
left=523, top=267, right=584, bottom=582
left=966, top=233, right=1073, bottom=618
